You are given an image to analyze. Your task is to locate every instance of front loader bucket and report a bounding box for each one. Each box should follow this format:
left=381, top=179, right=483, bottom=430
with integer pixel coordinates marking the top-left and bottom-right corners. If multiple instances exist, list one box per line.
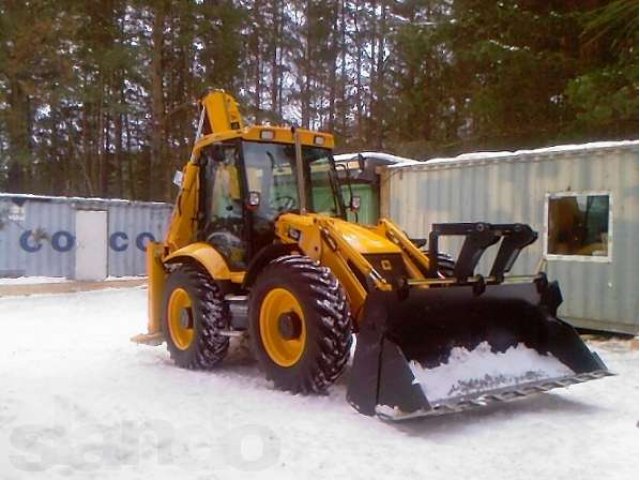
left=347, top=282, right=611, bottom=420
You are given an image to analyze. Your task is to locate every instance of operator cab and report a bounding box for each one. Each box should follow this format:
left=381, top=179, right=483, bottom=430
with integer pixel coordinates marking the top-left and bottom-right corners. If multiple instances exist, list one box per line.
left=197, top=139, right=346, bottom=269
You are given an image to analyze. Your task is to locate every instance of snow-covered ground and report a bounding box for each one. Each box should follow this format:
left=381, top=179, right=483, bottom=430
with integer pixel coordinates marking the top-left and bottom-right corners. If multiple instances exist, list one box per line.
left=0, top=287, right=637, bottom=480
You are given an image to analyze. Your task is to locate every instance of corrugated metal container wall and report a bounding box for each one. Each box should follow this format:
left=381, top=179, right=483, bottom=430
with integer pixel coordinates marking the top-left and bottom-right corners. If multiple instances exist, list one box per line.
left=0, top=195, right=172, bottom=278
left=380, top=142, right=639, bottom=334
left=0, top=196, right=74, bottom=277
left=106, top=202, right=172, bottom=276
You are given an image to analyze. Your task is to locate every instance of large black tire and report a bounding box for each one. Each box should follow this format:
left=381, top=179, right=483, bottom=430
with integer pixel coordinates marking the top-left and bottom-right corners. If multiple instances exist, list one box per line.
left=162, top=264, right=230, bottom=369
left=434, top=252, right=455, bottom=277
left=249, top=255, right=352, bottom=393
left=422, top=250, right=456, bottom=277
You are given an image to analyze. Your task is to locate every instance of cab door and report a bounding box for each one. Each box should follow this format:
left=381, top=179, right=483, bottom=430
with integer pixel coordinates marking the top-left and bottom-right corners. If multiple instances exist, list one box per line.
left=198, top=143, right=247, bottom=270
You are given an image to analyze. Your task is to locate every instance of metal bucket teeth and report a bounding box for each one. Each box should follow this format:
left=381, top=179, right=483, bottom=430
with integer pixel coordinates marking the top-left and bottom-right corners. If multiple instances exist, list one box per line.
left=374, top=370, right=613, bottom=421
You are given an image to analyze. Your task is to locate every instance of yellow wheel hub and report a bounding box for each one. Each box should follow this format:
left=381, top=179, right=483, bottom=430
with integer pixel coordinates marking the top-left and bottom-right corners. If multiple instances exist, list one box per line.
left=259, top=288, right=306, bottom=367
left=167, top=287, right=194, bottom=350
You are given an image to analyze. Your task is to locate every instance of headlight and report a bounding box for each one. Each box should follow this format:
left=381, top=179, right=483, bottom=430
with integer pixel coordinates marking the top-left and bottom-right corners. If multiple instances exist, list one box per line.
left=260, top=130, right=275, bottom=140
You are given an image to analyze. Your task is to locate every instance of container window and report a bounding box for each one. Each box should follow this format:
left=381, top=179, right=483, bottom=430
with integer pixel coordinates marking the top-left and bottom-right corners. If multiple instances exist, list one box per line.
left=546, top=193, right=610, bottom=258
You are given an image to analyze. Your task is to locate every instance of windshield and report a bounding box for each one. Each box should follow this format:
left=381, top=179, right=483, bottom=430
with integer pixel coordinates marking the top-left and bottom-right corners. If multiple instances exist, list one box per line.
left=243, top=142, right=345, bottom=220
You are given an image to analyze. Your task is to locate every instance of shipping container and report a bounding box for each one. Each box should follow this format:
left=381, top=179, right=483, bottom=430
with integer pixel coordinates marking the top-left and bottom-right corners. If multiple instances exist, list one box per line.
left=380, top=141, right=639, bottom=334
left=0, top=194, right=172, bottom=280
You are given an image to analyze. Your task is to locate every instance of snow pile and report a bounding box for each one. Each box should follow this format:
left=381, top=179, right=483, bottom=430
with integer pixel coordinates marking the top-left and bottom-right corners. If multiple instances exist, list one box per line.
left=0, top=276, right=69, bottom=285
left=106, top=275, right=145, bottom=281
left=0, top=192, right=169, bottom=207
left=409, top=342, right=574, bottom=402
left=334, top=151, right=419, bottom=166
left=0, top=276, right=145, bottom=285
left=386, top=139, right=639, bottom=169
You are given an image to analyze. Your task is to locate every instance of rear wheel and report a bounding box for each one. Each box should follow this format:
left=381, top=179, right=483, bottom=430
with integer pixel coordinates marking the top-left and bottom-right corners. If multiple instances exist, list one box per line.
left=162, top=264, right=230, bottom=369
left=249, top=255, right=352, bottom=393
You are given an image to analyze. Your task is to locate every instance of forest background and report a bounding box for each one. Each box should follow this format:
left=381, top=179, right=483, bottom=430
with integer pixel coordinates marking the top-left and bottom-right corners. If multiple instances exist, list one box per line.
left=0, top=0, right=637, bottom=201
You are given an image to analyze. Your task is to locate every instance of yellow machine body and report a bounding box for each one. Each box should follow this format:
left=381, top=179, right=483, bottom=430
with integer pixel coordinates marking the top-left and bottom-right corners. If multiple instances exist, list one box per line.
left=135, top=89, right=610, bottom=421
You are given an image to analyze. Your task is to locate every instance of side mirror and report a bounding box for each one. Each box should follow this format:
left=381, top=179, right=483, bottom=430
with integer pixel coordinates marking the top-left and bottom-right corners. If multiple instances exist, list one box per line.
left=350, top=195, right=361, bottom=212
left=356, top=153, right=365, bottom=173
left=247, top=191, right=261, bottom=210
left=173, top=170, right=184, bottom=187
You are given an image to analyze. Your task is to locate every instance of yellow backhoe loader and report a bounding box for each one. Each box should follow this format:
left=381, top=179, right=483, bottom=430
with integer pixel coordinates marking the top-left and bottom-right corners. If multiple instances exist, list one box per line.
left=133, top=90, right=610, bottom=420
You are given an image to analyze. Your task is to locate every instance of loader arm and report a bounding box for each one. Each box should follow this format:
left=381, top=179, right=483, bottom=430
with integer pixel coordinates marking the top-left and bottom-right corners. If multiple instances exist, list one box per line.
left=273, top=213, right=433, bottom=323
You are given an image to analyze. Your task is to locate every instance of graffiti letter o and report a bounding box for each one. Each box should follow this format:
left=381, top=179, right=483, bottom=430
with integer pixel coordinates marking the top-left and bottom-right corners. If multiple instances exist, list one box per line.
left=51, top=231, right=75, bottom=252
left=136, top=232, right=155, bottom=251
left=109, top=232, right=129, bottom=252
left=19, top=231, right=42, bottom=253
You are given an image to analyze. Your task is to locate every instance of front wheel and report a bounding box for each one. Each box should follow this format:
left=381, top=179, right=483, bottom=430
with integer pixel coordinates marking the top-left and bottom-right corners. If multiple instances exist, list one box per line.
left=249, top=255, right=352, bottom=393
left=423, top=251, right=456, bottom=277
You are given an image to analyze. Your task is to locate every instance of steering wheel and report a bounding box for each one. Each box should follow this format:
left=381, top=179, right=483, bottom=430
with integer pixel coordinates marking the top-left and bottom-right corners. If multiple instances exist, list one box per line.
left=271, top=195, right=297, bottom=212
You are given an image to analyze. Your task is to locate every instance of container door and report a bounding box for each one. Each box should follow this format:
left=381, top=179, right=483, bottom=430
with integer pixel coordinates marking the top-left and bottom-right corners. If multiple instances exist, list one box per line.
left=74, top=210, right=108, bottom=280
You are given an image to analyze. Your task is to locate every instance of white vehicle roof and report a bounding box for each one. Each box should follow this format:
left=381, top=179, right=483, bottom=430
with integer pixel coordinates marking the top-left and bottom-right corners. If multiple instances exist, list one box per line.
left=334, top=151, right=419, bottom=167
